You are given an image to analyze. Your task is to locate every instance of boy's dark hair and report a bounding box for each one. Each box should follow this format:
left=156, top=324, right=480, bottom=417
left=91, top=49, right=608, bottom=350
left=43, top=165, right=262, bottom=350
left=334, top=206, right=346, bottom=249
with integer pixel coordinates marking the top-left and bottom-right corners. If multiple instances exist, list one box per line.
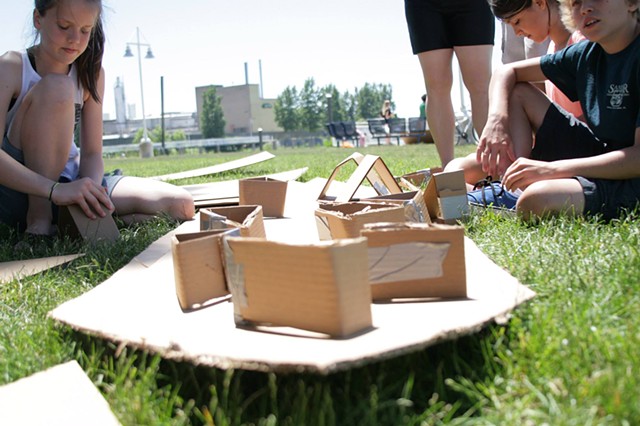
left=487, top=0, right=533, bottom=20
left=35, top=0, right=104, bottom=103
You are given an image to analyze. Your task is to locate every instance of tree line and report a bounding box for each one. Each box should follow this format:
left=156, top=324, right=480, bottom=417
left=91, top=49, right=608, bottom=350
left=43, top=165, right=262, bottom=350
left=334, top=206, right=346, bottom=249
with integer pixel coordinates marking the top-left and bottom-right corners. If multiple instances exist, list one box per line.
left=199, top=79, right=394, bottom=137
left=274, top=78, right=394, bottom=132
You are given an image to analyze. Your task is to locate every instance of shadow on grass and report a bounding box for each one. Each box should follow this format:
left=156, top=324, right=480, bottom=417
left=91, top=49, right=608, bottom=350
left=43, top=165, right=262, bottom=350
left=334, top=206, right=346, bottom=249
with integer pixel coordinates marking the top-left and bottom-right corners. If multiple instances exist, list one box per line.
left=67, top=323, right=508, bottom=425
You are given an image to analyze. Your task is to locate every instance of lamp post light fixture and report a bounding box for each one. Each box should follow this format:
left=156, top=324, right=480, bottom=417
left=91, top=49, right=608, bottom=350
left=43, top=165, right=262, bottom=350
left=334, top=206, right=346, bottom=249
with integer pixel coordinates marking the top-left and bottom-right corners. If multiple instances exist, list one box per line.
left=124, top=27, right=154, bottom=158
left=326, top=93, right=333, bottom=124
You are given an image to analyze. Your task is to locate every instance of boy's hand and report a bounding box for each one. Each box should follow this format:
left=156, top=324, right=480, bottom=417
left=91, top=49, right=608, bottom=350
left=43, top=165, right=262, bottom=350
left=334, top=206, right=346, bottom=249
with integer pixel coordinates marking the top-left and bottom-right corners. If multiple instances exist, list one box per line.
left=50, top=178, right=115, bottom=219
left=476, top=116, right=516, bottom=178
left=502, top=158, right=562, bottom=191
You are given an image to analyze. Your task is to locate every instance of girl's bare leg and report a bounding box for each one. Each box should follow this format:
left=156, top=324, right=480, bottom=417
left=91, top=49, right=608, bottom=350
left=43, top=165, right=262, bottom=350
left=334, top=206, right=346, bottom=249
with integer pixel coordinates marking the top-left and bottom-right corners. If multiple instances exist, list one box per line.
left=8, top=75, right=75, bottom=235
left=418, top=49, right=455, bottom=167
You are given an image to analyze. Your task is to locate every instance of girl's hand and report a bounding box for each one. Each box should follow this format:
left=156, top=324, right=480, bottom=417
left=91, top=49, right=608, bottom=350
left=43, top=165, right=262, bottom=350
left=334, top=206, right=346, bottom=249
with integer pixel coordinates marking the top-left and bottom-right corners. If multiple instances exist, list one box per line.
left=502, top=158, right=564, bottom=191
left=476, top=115, right=516, bottom=179
left=50, top=178, right=114, bottom=219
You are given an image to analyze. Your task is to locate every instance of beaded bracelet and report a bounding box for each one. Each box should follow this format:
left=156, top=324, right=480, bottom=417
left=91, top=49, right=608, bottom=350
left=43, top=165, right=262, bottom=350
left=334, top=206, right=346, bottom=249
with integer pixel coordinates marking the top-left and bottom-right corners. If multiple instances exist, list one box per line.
left=48, top=182, right=60, bottom=201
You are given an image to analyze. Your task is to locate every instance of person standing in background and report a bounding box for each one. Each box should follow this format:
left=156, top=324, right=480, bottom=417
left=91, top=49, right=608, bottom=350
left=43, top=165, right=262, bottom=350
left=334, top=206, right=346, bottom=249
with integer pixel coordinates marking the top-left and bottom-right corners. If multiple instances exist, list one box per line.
left=404, top=0, right=494, bottom=167
left=419, top=94, right=427, bottom=119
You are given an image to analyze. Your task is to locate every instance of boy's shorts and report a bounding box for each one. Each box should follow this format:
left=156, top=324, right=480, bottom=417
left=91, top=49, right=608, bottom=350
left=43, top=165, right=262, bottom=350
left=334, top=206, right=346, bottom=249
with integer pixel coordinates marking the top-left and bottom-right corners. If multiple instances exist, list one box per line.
left=405, top=0, right=495, bottom=54
left=0, top=135, right=124, bottom=231
left=534, top=104, right=640, bottom=219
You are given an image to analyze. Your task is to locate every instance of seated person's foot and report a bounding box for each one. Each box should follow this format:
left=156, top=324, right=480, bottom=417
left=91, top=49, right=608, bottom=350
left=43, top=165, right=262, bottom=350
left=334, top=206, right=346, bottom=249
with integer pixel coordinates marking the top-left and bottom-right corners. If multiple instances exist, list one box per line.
left=467, top=176, right=519, bottom=210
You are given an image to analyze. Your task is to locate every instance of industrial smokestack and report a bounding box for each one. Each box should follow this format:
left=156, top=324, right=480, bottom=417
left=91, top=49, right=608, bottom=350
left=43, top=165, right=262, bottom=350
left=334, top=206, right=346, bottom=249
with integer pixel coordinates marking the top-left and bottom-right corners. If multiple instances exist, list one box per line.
left=244, top=62, right=249, bottom=85
left=259, top=59, right=264, bottom=98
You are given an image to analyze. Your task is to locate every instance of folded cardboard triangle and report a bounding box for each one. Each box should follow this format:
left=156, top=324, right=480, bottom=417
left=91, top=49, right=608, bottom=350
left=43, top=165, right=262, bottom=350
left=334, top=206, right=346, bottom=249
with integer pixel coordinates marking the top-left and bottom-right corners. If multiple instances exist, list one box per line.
left=318, top=153, right=402, bottom=202
left=58, top=205, right=120, bottom=243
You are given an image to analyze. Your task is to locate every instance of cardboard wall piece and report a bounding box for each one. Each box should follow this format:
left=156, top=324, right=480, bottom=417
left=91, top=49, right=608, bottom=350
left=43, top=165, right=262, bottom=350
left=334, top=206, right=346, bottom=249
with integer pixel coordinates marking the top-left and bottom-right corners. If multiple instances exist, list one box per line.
left=58, top=205, right=120, bottom=243
left=424, top=170, right=469, bottom=224
left=0, top=254, right=84, bottom=284
left=171, top=228, right=239, bottom=310
left=239, top=177, right=288, bottom=217
left=0, top=360, right=121, bottom=426
left=200, top=205, right=266, bottom=238
left=365, top=190, right=431, bottom=224
left=361, top=222, right=466, bottom=300
left=224, top=237, right=373, bottom=337
left=315, top=201, right=406, bottom=240
left=318, top=153, right=402, bottom=202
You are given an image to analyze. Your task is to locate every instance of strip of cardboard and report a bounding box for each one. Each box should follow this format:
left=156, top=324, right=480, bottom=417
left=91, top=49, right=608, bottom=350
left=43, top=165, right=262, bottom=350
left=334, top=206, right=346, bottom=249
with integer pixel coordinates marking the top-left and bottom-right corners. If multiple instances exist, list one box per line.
left=0, top=361, right=121, bottom=426
left=151, top=151, right=275, bottom=181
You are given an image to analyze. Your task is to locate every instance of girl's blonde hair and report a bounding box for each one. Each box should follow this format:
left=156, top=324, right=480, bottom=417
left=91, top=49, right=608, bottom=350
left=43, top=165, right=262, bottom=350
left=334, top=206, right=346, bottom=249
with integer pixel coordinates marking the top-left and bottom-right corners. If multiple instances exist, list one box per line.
left=559, top=0, right=640, bottom=32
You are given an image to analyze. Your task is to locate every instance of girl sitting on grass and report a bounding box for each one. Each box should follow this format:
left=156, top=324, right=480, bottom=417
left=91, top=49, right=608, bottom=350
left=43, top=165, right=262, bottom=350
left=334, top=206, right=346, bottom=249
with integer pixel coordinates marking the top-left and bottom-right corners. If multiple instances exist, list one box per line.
left=0, top=0, right=195, bottom=238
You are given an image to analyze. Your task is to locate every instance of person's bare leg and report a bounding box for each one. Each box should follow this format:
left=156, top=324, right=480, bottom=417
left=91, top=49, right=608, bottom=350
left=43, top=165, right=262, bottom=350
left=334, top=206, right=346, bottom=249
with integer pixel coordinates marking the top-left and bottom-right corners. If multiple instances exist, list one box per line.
left=109, top=176, right=195, bottom=225
left=444, top=153, right=486, bottom=188
left=516, top=179, right=585, bottom=220
left=418, top=49, right=455, bottom=167
left=455, top=45, right=493, bottom=137
left=8, top=75, right=75, bottom=235
left=508, top=82, right=552, bottom=159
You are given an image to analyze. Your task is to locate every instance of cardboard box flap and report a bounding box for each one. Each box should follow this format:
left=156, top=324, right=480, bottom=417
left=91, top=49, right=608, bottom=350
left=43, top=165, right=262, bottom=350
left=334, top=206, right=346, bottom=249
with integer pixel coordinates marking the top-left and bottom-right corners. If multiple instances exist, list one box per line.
left=318, top=153, right=402, bottom=202
left=424, top=170, right=469, bottom=222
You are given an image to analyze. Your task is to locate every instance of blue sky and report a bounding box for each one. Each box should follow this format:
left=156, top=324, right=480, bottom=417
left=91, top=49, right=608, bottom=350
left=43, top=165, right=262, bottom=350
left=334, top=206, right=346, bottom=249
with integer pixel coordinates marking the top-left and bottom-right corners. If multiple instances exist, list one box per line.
left=1, top=1, right=502, bottom=121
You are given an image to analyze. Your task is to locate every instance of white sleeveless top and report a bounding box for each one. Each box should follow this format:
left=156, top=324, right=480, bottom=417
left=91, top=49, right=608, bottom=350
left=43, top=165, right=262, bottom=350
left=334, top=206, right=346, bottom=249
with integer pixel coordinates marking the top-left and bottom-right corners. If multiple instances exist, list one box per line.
left=6, top=51, right=83, bottom=180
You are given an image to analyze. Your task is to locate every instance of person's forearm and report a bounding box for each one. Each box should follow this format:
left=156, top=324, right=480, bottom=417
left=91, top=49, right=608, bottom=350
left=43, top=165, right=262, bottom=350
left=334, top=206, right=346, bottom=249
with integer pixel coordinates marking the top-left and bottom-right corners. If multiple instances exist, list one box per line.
left=0, top=150, right=56, bottom=198
left=78, top=152, right=105, bottom=184
left=556, top=144, right=640, bottom=180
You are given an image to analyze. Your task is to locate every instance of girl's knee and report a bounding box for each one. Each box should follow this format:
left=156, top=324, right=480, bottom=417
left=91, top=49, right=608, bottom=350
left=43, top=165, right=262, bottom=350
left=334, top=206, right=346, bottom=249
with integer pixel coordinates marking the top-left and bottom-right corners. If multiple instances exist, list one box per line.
left=30, top=74, right=76, bottom=106
left=516, top=180, right=584, bottom=220
left=168, top=189, right=195, bottom=221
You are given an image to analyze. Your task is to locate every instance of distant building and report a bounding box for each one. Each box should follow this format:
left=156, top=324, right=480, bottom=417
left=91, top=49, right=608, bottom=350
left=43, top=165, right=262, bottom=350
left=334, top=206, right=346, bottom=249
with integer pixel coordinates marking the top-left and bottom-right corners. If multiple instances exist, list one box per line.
left=195, top=83, right=282, bottom=136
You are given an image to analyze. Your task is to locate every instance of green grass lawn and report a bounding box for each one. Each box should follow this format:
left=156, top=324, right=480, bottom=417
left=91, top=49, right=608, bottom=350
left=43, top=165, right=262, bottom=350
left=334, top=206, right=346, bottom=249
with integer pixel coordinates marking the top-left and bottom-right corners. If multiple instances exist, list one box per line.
left=1, top=144, right=638, bottom=425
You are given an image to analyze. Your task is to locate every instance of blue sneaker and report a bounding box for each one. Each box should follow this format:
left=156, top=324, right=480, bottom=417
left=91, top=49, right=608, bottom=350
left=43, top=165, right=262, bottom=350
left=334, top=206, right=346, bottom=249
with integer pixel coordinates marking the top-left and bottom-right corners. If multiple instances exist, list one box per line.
left=467, top=177, right=518, bottom=210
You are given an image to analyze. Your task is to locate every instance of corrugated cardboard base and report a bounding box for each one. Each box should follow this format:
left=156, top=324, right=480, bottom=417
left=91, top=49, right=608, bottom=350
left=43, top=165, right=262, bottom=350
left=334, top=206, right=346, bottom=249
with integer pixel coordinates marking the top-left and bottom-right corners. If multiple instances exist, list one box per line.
left=0, top=361, right=121, bottom=426
left=49, top=180, right=534, bottom=374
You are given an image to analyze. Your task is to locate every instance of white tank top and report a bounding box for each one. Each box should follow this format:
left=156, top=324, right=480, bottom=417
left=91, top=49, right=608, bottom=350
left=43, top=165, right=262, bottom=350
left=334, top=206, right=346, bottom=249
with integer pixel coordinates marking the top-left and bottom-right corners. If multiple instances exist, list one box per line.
left=6, top=51, right=83, bottom=180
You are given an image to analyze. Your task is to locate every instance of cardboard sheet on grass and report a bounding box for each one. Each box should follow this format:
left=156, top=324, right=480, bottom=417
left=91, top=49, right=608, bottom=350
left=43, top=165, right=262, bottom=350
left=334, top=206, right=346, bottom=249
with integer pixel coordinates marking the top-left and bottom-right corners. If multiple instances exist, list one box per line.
left=0, top=360, right=121, bottom=425
left=50, top=180, right=534, bottom=374
left=151, top=151, right=275, bottom=181
left=0, top=254, right=84, bottom=284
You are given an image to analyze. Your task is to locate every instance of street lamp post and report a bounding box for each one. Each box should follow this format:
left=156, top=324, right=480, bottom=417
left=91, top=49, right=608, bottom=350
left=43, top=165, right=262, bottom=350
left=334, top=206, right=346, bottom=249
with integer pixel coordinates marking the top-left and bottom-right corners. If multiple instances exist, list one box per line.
left=124, top=27, right=154, bottom=158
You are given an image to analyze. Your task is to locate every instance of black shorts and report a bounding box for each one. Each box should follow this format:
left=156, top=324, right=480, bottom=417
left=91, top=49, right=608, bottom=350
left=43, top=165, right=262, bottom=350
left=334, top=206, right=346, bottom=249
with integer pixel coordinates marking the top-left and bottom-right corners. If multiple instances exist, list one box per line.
left=534, top=103, right=640, bottom=220
left=405, top=0, right=495, bottom=54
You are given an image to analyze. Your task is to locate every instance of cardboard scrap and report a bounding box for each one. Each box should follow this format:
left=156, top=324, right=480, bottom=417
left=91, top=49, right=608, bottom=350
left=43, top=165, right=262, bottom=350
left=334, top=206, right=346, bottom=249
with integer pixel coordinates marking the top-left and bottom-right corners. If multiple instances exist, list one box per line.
left=0, top=254, right=84, bottom=284
left=49, top=180, right=535, bottom=374
left=151, top=151, right=275, bottom=181
left=0, top=360, right=121, bottom=426
left=239, top=177, right=287, bottom=217
left=58, top=204, right=120, bottom=243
